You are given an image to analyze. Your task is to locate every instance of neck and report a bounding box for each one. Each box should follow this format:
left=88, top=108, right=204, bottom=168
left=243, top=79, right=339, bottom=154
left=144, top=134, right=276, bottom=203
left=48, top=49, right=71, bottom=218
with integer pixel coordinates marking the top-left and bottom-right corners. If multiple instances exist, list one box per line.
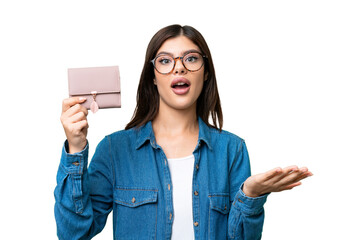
left=152, top=101, right=198, bottom=136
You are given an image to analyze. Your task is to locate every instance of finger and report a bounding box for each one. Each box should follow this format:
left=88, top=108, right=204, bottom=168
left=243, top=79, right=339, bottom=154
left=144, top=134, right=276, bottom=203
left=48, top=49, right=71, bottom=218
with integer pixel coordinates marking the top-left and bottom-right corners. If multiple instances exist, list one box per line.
left=284, top=165, right=299, bottom=174
left=62, top=97, right=87, bottom=113
left=271, top=165, right=299, bottom=183
left=277, top=170, right=306, bottom=186
left=295, top=167, right=313, bottom=179
left=299, top=167, right=308, bottom=173
left=74, top=119, right=89, bottom=131
left=279, top=169, right=313, bottom=188
left=280, top=182, right=302, bottom=191
left=294, top=171, right=313, bottom=181
left=63, top=103, right=88, bottom=119
left=69, top=111, right=87, bottom=124
left=61, top=105, right=87, bottom=127
left=263, top=167, right=282, bottom=181
left=70, top=119, right=89, bottom=135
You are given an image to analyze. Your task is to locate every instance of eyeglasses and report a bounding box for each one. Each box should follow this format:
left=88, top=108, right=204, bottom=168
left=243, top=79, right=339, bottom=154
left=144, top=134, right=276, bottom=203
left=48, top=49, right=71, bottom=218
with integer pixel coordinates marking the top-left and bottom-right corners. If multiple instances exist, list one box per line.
left=151, top=51, right=206, bottom=75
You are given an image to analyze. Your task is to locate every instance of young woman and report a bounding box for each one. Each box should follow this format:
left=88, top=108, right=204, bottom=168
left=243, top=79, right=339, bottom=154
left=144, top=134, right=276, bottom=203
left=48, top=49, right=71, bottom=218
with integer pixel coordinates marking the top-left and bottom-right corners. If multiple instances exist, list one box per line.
left=55, top=24, right=312, bottom=240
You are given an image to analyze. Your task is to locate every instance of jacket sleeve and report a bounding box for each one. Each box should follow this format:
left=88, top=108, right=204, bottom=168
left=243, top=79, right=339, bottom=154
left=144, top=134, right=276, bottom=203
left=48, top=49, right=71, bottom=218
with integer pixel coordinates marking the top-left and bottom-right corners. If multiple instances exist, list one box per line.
left=228, top=139, right=269, bottom=240
left=54, top=137, right=114, bottom=240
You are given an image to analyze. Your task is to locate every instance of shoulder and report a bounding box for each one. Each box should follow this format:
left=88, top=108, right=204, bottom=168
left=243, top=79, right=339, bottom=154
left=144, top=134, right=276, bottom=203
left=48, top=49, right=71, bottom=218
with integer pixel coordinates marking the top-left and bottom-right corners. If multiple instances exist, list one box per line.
left=199, top=117, right=242, bottom=143
left=207, top=127, right=245, bottom=146
left=218, top=129, right=244, bottom=142
left=204, top=127, right=250, bottom=173
left=104, top=122, right=152, bottom=149
left=105, top=127, right=138, bottom=142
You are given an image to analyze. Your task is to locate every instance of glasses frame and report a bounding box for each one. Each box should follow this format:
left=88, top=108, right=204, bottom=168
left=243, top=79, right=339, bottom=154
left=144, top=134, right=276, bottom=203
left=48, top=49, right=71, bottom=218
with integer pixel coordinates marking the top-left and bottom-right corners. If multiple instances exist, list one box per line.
left=150, top=51, right=207, bottom=75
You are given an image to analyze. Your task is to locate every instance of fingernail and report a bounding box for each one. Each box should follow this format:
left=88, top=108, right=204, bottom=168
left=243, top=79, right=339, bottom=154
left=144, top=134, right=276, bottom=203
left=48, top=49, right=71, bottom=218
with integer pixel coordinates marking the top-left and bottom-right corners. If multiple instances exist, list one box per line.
left=79, top=97, right=87, bottom=101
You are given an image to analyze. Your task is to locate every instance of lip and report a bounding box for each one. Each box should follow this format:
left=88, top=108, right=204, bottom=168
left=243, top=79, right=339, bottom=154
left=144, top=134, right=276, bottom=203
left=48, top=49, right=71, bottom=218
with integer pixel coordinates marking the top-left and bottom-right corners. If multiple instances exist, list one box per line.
left=171, top=77, right=191, bottom=95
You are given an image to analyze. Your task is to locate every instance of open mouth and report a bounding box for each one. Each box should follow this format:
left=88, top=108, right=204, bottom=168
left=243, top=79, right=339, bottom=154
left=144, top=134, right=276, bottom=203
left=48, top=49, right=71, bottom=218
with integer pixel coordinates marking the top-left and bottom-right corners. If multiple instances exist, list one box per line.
left=171, top=82, right=190, bottom=89
left=171, top=78, right=191, bottom=95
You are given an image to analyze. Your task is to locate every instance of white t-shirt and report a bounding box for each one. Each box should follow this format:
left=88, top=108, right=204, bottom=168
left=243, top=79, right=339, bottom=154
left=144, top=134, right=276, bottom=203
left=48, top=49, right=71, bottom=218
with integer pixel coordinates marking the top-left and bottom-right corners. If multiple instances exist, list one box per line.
left=167, top=154, right=195, bottom=240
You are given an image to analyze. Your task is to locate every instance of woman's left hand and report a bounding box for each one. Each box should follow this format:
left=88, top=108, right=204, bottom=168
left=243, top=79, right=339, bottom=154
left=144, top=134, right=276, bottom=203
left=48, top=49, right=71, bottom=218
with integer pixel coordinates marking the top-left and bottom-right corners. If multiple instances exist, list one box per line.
left=242, top=166, right=313, bottom=198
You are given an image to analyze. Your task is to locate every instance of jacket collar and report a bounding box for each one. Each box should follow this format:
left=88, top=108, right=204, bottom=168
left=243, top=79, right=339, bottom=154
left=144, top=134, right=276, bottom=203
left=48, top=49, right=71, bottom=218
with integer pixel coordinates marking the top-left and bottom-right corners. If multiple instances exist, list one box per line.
left=135, top=117, right=213, bottom=151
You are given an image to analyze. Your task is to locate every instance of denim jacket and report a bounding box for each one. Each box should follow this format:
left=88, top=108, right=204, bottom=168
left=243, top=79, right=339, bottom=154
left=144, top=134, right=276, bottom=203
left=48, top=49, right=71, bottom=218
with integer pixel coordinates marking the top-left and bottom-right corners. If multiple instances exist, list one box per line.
left=54, top=118, right=268, bottom=240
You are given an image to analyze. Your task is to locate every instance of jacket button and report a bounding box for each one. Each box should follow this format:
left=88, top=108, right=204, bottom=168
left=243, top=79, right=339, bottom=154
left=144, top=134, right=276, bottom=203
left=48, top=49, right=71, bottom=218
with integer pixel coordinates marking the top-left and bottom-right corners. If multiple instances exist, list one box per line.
left=168, top=184, right=171, bottom=190
left=195, top=164, right=199, bottom=170
left=169, top=213, right=172, bottom=220
left=194, top=191, right=199, bottom=196
left=131, top=197, right=136, bottom=203
left=72, top=162, right=79, bottom=166
left=194, top=222, right=199, bottom=227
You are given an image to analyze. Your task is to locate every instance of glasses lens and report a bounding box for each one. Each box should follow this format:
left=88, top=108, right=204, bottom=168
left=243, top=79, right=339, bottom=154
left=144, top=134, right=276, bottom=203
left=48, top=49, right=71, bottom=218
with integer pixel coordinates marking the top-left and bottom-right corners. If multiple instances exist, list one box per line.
left=155, top=55, right=174, bottom=74
left=183, top=52, right=204, bottom=71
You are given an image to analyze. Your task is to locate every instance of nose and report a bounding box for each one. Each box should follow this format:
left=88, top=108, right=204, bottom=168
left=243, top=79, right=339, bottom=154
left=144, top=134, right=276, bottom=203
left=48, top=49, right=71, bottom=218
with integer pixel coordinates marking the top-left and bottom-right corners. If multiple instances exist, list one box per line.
left=173, top=57, right=187, bottom=74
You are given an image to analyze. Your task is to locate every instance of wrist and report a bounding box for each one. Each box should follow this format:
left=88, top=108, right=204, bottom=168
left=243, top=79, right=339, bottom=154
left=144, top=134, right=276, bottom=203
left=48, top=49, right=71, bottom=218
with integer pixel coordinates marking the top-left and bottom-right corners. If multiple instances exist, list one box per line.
left=67, top=140, right=87, bottom=154
left=243, top=181, right=261, bottom=198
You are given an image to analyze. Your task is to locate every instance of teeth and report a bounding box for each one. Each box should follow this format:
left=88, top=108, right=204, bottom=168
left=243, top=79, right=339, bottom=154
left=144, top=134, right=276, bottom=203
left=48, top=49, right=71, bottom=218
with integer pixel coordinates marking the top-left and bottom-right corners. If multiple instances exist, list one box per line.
left=175, top=82, right=186, bottom=86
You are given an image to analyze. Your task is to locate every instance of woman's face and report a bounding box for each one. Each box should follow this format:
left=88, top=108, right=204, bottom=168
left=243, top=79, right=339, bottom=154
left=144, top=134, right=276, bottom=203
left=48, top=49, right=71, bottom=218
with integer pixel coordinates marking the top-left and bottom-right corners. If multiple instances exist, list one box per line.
left=153, top=36, right=206, bottom=112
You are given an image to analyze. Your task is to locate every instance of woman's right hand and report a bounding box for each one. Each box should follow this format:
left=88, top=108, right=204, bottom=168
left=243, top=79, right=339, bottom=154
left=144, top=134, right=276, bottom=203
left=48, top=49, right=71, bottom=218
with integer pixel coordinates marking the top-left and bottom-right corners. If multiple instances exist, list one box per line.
left=60, top=97, right=89, bottom=154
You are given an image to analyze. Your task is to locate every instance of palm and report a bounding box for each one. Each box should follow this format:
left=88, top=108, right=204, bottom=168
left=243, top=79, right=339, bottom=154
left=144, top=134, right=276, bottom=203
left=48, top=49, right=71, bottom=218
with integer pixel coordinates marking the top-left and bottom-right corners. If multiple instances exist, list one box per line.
left=243, top=166, right=312, bottom=198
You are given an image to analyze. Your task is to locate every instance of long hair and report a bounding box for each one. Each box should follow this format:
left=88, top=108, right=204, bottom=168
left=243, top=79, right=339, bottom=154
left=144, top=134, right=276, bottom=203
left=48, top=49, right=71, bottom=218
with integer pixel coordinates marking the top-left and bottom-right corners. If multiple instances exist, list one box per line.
left=125, top=24, right=223, bottom=131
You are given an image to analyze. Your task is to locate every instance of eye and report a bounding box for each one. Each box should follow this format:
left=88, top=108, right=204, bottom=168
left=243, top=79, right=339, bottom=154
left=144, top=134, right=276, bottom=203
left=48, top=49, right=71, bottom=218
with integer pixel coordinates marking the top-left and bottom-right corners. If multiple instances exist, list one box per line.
left=157, top=56, right=173, bottom=65
left=184, top=54, right=199, bottom=63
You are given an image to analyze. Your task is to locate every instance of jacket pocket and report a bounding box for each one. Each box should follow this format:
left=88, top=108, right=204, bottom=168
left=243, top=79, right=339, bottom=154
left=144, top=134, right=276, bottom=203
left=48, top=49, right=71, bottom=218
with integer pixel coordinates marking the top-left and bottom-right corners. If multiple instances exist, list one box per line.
left=113, top=187, right=158, bottom=240
left=208, top=193, right=230, bottom=240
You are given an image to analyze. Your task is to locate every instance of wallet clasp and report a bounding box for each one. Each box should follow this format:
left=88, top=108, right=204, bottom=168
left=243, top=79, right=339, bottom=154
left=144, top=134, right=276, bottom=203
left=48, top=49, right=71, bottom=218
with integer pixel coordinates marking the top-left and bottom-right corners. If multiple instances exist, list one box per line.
left=90, top=91, right=99, bottom=113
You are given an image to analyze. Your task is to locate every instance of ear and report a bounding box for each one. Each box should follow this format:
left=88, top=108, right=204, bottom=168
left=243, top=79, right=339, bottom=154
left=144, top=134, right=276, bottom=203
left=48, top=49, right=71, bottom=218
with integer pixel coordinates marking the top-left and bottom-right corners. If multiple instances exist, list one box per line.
left=153, top=78, right=157, bottom=85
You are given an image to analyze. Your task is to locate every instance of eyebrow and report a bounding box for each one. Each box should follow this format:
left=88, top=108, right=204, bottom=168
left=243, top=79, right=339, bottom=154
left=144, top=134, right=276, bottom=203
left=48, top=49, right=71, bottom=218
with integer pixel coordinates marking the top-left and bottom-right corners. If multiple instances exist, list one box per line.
left=156, top=49, right=202, bottom=57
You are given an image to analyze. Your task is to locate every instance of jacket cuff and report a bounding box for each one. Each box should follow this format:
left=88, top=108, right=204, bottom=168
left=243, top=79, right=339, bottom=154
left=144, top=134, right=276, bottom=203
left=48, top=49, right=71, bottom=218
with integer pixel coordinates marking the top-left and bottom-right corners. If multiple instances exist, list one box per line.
left=60, top=140, right=89, bottom=174
left=232, top=182, right=269, bottom=215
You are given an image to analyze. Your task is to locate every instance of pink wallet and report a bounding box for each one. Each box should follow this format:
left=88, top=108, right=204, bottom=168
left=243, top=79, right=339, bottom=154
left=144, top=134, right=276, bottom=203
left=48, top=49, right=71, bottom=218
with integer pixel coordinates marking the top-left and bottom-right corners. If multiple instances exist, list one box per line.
left=68, top=66, right=121, bottom=113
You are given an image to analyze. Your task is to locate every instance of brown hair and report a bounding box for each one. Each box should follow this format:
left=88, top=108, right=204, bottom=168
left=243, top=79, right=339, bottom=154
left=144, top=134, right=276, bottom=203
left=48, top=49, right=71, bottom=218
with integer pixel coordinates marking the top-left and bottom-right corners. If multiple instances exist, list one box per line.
left=125, top=24, right=223, bottom=131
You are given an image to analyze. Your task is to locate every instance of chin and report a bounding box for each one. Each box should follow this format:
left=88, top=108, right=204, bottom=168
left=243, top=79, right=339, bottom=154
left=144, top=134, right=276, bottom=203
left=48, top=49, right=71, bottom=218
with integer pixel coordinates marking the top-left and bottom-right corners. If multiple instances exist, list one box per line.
left=159, top=92, right=199, bottom=112
left=160, top=97, right=195, bottom=111
left=172, top=100, right=197, bottom=111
